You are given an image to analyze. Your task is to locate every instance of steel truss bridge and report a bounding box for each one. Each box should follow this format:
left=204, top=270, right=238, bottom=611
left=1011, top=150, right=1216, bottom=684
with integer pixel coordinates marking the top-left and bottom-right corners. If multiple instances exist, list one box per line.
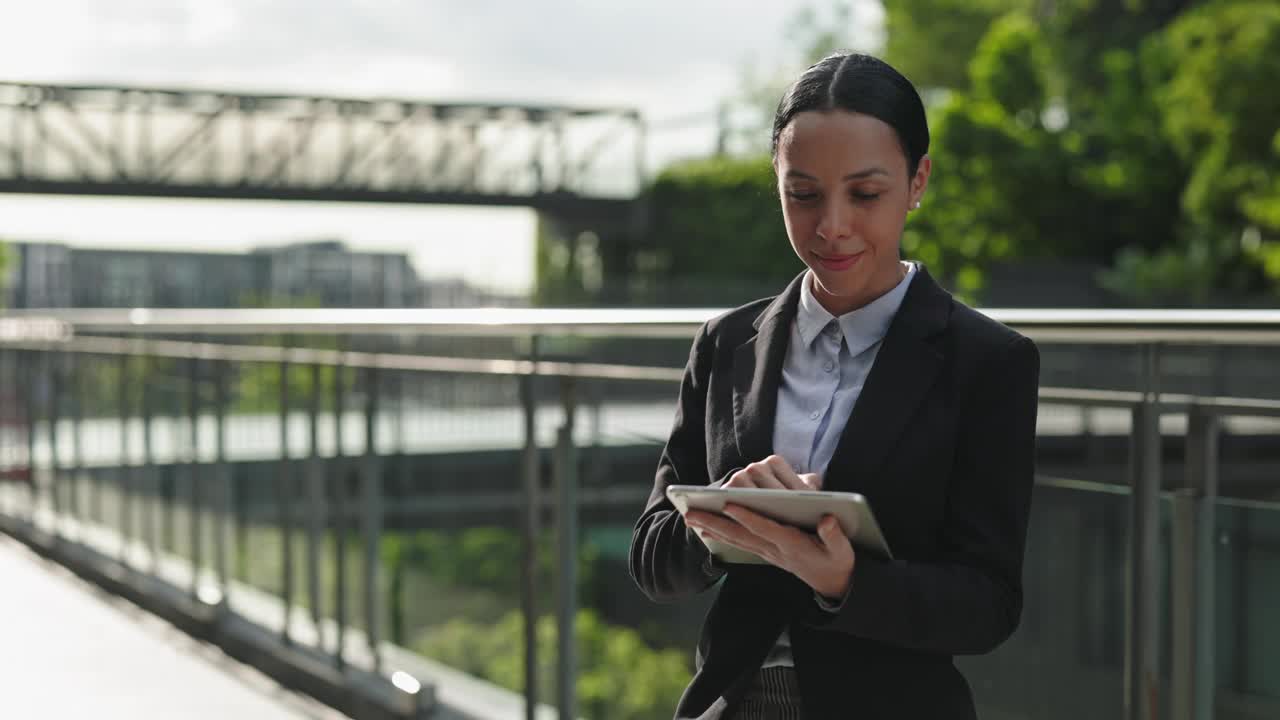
left=0, top=82, right=643, bottom=217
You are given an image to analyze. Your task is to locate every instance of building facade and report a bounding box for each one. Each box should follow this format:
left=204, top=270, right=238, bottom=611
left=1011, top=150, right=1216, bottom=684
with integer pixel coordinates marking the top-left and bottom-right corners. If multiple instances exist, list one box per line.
left=0, top=239, right=508, bottom=309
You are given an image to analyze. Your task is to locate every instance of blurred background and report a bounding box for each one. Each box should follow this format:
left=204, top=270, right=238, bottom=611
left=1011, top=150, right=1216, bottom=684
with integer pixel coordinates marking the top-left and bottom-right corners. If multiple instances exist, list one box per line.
left=0, top=2, right=1277, bottom=720
left=3, top=0, right=1276, bottom=311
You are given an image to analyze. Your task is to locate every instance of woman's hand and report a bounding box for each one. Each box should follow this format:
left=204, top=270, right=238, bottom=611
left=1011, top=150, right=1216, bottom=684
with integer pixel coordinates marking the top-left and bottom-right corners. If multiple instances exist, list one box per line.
left=723, top=454, right=823, bottom=491
left=686, top=455, right=853, bottom=599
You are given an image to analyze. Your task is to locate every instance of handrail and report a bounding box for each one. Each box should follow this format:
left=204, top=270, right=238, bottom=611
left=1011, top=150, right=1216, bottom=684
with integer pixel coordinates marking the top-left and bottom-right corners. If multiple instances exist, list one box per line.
left=1, top=307, right=1279, bottom=343
left=4, top=334, right=1280, bottom=417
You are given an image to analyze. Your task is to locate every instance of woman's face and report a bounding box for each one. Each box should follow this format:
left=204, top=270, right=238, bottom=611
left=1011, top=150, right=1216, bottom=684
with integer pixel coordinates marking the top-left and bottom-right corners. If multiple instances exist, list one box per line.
left=775, top=109, right=930, bottom=315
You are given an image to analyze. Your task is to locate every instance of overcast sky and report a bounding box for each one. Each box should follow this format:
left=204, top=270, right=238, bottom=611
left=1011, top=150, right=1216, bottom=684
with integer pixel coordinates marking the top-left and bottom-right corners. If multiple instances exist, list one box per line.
left=0, top=1, right=882, bottom=295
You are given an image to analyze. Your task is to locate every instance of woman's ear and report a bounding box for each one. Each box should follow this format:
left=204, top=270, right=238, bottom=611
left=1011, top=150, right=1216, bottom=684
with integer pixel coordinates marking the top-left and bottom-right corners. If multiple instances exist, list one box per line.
left=909, top=155, right=932, bottom=208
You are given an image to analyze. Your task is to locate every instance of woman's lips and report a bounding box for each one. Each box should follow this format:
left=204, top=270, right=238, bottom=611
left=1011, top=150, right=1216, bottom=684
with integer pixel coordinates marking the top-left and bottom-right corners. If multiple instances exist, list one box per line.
left=814, top=251, right=864, bottom=271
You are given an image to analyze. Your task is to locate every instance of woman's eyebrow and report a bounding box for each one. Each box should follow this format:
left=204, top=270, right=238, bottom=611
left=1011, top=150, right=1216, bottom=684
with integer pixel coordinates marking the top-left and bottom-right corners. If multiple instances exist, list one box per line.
left=784, top=167, right=890, bottom=181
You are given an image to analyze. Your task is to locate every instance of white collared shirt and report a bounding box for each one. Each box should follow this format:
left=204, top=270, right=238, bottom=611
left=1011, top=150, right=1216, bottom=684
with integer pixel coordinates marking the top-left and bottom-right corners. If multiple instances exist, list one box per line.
left=762, top=261, right=917, bottom=669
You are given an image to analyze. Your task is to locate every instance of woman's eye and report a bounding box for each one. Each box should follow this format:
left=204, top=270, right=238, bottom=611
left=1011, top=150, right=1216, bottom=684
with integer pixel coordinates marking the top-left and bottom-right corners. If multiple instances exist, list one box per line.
left=786, top=191, right=818, bottom=202
left=851, top=191, right=881, bottom=201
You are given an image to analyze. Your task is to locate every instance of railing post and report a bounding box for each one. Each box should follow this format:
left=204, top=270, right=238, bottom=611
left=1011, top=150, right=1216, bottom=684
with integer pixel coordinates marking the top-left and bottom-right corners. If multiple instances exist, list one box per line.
left=0, top=347, right=10, bottom=520
left=307, top=361, right=326, bottom=642
left=521, top=335, right=541, bottom=720
left=118, top=352, right=134, bottom=566
left=214, top=358, right=232, bottom=609
left=1126, top=343, right=1162, bottom=720
left=555, top=375, right=578, bottom=720
left=278, top=350, right=295, bottom=644
left=24, top=350, right=38, bottom=525
left=0, top=348, right=12, bottom=519
left=188, top=354, right=203, bottom=598
left=47, top=348, right=62, bottom=537
left=332, top=354, right=349, bottom=669
left=1172, top=404, right=1219, bottom=720
left=361, top=363, right=383, bottom=672
left=1171, top=488, right=1196, bottom=720
left=392, top=356, right=410, bottom=649
left=141, top=355, right=159, bottom=573
left=1191, top=409, right=1219, bottom=720
left=67, top=351, right=84, bottom=541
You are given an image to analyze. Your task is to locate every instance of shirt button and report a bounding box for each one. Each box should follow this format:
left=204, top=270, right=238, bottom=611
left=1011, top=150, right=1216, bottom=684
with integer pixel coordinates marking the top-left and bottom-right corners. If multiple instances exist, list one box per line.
left=823, top=361, right=835, bottom=372
left=810, top=411, right=821, bottom=420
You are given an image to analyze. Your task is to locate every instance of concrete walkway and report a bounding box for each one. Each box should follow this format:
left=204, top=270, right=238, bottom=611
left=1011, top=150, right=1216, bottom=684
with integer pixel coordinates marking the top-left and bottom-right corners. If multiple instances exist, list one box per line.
left=0, top=534, right=349, bottom=720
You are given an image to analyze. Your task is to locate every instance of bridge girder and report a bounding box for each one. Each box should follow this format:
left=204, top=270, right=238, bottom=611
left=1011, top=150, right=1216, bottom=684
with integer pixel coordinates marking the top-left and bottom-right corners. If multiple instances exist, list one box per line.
left=0, top=82, right=645, bottom=213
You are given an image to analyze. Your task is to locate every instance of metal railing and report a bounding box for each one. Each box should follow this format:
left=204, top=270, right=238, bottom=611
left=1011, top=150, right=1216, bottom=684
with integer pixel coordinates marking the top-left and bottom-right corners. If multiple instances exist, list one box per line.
left=0, top=307, right=1278, bottom=720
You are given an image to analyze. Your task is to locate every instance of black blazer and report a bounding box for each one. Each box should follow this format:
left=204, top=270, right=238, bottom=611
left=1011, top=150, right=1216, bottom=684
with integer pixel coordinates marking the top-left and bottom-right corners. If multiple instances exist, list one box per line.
left=629, top=266, right=1040, bottom=720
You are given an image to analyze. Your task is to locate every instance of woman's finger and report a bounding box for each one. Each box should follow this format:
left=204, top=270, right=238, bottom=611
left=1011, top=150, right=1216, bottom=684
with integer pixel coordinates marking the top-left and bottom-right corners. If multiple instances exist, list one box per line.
left=764, top=455, right=808, bottom=490
left=723, top=504, right=796, bottom=545
left=697, top=520, right=776, bottom=560
left=817, top=516, right=851, bottom=553
left=739, top=460, right=786, bottom=489
left=723, top=467, right=758, bottom=489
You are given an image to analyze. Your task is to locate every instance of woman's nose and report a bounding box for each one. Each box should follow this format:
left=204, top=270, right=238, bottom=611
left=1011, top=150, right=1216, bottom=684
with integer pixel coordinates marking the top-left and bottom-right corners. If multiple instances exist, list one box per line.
left=816, top=201, right=853, bottom=241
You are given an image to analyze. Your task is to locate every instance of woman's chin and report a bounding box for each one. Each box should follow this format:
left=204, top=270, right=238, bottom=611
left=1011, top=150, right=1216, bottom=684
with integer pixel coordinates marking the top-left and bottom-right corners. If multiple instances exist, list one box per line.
left=809, top=269, right=867, bottom=299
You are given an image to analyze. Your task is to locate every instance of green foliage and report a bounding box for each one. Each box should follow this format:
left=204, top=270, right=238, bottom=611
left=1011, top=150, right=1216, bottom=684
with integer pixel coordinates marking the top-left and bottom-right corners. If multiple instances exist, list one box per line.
left=894, top=0, right=1279, bottom=302
left=898, top=14, right=1089, bottom=297
left=906, top=96, right=1037, bottom=297
left=0, top=241, right=9, bottom=307
left=234, top=360, right=353, bottom=414
left=74, top=354, right=187, bottom=419
left=383, top=527, right=603, bottom=614
left=224, top=521, right=686, bottom=719
left=534, top=0, right=1280, bottom=305
left=418, top=610, right=692, bottom=720
left=883, top=0, right=1033, bottom=89
left=533, top=215, right=603, bottom=305
left=642, top=155, right=796, bottom=288
left=229, top=291, right=349, bottom=412
left=395, top=527, right=687, bottom=719
left=969, top=13, right=1051, bottom=118
left=1040, top=0, right=1194, bottom=109
left=1149, top=2, right=1280, bottom=225
left=1100, top=1, right=1280, bottom=300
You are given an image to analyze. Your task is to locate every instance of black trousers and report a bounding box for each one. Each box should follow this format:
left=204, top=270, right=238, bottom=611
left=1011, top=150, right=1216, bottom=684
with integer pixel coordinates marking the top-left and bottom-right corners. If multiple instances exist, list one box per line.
left=730, top=666, right=804, bottom=720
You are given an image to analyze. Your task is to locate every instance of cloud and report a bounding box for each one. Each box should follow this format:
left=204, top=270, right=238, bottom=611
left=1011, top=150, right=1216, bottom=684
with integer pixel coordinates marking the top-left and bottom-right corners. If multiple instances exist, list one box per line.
left=0, top=2, right=887, bottom=293
left=1, top=1, right=886, bottom=178
left=0, top=1, right=797, bottom=117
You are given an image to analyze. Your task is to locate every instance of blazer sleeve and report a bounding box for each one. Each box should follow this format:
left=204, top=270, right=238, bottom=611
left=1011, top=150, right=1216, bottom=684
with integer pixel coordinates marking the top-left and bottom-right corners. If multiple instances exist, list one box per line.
left=795, top=334, right=1040, bottom=655
left=629, top=322, right=731, bottom=603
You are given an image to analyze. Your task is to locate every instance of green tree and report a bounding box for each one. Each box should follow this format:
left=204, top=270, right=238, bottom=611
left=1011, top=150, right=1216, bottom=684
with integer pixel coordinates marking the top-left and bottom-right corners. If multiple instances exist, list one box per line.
left=1040, top=0, right=1197, bottom=111
left=419, top=609, right=692, bottom=720
left=903, top=12, right=1072, bottom=296
left=0, top=242, right=10, bottom=306
left=539, top=0, right=1280, bottom=307
left=229, top=291, right=351, bottom=413
left=1101, top=1, right=1280, bottom=300
left=640, top=155, right=793, bottom=295
left=883, top=0, right=1033, bottom=90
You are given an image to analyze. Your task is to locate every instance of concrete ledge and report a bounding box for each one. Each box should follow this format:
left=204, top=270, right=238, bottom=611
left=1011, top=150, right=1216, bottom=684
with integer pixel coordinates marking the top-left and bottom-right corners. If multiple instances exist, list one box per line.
left=0, top=514, right=430, bottom=720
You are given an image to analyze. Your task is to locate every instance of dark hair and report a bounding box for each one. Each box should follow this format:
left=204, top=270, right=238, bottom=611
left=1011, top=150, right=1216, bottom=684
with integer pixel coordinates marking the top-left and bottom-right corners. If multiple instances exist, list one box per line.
left=771, top=52, right=929, bottom=176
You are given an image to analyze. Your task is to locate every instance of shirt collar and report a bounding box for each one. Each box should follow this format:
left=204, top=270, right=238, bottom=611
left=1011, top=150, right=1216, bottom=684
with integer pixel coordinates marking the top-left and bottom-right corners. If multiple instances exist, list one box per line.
left=796, top=261, right=918, bottom=355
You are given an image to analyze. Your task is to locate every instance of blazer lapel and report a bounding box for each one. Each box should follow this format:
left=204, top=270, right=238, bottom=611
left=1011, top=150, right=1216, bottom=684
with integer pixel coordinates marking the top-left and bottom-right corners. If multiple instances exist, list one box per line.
left=731, top=272, right=805, bottom=464
left=823, top=266, right=952, bottom=494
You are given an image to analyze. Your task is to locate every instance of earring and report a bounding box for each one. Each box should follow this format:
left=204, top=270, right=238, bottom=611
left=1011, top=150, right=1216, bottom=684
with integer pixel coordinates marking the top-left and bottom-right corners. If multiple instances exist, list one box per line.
left=913, top=200, right=922, bottom=210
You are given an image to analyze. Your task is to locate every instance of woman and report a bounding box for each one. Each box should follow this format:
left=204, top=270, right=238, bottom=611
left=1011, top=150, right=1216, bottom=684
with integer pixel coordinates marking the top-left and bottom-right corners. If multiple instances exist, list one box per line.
left=629, top=53, right=1040, bottom=720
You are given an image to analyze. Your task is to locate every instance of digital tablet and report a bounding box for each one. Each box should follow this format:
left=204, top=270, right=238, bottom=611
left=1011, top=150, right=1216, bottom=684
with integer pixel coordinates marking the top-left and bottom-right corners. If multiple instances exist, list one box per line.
left=666, top=485, right=893, bottom=565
